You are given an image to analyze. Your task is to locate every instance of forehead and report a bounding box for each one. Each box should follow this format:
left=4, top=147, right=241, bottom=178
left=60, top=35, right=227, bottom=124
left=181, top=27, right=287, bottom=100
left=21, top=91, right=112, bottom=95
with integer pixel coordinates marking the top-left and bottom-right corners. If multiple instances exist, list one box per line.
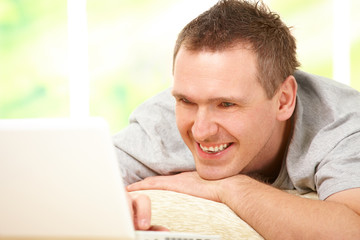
left=172, top=45, right=265, bottom=101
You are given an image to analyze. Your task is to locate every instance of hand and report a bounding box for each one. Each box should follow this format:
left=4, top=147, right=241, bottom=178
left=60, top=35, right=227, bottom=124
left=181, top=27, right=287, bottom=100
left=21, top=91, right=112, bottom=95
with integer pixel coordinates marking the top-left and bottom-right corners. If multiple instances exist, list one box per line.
left=126, top=191, right=169, bottom=231
left=126, top=171, right=226, bottom=203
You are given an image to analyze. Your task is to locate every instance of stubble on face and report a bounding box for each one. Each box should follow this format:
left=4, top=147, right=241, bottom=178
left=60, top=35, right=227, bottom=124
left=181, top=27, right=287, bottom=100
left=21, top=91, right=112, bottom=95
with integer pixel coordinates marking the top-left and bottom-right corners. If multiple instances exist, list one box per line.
left=172, top=45, right=286, bottom=181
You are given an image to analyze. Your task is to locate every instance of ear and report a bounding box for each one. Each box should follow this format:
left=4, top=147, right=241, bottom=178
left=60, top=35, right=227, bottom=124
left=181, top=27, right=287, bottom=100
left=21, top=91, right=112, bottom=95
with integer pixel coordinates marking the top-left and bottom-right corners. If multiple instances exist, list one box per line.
left=276, top=75, right=297, bottom=121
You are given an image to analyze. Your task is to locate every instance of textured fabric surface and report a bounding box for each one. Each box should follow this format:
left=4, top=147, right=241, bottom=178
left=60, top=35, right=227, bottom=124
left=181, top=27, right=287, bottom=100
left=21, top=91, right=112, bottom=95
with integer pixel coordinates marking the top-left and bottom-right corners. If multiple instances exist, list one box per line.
left=136, top=190, right=319, bottom=240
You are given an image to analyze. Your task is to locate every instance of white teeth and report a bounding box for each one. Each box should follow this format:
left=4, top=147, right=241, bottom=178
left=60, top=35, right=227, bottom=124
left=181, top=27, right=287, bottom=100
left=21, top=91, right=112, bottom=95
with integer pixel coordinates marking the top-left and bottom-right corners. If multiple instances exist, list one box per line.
left=200, top=143, right=230, bottom=153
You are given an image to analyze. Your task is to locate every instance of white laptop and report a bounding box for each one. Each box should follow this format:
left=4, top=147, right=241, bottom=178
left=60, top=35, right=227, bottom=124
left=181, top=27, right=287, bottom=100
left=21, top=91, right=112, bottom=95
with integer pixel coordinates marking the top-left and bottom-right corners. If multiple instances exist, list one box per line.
left=0, top=118, right=220, bottom=240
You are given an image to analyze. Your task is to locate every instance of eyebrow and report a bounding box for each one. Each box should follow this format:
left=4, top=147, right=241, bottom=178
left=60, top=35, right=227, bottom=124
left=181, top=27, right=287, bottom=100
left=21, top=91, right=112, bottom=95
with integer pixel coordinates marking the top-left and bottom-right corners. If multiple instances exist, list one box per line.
left=171, top=91, right=187, bottom=100
left=172, top=91, right=249, bottom=105
left=208, top=97, right=249, bottom=105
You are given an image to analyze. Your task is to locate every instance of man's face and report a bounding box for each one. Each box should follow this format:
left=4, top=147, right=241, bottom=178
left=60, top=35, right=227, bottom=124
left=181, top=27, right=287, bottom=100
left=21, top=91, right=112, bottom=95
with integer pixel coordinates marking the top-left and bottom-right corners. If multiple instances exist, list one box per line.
left=172, top=45, right=283, bottom=180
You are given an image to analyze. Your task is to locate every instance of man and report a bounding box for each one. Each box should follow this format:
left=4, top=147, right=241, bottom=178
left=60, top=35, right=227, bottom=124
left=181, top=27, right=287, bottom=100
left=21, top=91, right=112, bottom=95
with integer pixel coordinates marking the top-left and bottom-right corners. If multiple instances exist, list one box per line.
left=115, top=0, right=360, bottom=238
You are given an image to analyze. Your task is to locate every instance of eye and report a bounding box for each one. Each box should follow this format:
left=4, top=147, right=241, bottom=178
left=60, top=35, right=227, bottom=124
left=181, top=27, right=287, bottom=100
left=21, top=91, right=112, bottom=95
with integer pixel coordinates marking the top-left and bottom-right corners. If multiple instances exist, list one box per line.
left=178, top=97, right=192, bottom=104
left=182, top=98, right=190, bottom=103
left=220, top=102, right=235, bottom=108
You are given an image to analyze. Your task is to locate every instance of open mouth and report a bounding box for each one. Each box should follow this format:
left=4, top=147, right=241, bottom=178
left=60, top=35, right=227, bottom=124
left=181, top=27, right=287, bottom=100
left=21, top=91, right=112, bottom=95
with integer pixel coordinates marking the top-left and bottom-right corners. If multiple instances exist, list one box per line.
left=199, top=143, right=232, bottom=154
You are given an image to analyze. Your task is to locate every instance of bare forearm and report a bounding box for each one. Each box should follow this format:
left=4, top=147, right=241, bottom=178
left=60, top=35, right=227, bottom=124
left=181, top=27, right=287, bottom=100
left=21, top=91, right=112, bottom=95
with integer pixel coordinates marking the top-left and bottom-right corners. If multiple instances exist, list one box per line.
left=220, top=175, right=360, bottom=240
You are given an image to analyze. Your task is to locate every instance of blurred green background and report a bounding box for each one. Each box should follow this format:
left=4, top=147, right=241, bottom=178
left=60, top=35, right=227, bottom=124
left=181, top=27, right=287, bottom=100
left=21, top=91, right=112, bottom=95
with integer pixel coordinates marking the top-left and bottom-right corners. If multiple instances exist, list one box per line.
left=1, top=0, right=359, bottom=133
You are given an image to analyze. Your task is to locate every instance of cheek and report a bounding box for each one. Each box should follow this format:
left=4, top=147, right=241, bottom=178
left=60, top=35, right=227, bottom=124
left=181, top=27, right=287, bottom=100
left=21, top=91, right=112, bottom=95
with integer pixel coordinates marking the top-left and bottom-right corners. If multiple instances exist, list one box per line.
left=246, top=106, right=277, bottom=141
left=175, top=106, right=193, bottom=137
left=218, top=107, right=275, bottom=143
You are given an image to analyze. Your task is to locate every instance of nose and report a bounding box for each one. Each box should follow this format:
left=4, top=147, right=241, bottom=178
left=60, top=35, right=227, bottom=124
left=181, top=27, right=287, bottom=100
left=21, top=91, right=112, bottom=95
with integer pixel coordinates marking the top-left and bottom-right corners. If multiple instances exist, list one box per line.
left=191, top=108, right=218, bottom=142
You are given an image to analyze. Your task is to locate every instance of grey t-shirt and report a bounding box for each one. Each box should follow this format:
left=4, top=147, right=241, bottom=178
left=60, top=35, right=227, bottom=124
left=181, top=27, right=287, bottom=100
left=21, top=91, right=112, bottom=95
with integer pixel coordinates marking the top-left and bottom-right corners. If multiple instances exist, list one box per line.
left=273, top=71, right=360, bottom=200
left=113, top=70, right=360, bottom=200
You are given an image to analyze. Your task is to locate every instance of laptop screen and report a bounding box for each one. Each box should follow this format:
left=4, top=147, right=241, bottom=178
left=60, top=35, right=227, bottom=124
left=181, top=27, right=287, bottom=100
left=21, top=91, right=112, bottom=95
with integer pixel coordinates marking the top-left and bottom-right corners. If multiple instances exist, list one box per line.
left=0, top=118, right=135, bottom=239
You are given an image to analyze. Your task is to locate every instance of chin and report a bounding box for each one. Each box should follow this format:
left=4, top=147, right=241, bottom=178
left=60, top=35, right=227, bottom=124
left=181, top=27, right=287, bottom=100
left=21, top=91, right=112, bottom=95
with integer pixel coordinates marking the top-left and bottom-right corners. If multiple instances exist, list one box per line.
left=196, top=166, right=236, bottom=181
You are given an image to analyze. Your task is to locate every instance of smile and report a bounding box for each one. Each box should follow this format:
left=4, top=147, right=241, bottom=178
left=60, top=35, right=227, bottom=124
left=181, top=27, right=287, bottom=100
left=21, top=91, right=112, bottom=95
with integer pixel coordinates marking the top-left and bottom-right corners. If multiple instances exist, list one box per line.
left=199, top=143, right=232, bottom=153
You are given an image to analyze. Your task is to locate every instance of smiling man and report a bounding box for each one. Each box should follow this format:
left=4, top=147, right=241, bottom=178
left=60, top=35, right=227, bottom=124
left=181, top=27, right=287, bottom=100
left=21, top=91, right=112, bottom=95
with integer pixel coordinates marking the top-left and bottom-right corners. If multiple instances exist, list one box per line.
left=171, top=45, right=293, bottom=182
left=114, top=0, right=360, bottom=239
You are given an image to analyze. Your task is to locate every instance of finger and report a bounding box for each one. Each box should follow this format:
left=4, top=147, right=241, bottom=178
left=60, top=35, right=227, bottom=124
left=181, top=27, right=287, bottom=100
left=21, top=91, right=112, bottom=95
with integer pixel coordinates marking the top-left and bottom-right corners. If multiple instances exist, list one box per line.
left=131, top=193, right=152, bottom=230
left=125, top=190, right=134, bottom=221
left=126, top=179, right=155, bottom=192
left=148, top=225, right=170, bottom=231
left=126, top=182, right=141, bottom=192
left=127, top=176, right=170, bottom=192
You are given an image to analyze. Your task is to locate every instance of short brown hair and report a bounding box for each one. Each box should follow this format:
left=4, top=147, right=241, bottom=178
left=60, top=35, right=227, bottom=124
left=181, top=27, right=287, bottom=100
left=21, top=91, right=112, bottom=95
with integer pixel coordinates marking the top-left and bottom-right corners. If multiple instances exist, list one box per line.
left=173, top=0, right=300, bottom=98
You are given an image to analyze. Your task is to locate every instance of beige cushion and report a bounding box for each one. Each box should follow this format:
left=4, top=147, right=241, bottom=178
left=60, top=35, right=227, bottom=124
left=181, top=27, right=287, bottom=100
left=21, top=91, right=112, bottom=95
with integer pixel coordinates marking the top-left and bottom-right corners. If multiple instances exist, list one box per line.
left=136, top=190, right=318, bottom=240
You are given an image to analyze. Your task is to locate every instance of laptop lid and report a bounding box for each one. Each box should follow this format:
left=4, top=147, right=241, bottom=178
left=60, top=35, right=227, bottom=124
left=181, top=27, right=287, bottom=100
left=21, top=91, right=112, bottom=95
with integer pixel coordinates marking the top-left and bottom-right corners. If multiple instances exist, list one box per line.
left=0, top=118, right=135, bottom=240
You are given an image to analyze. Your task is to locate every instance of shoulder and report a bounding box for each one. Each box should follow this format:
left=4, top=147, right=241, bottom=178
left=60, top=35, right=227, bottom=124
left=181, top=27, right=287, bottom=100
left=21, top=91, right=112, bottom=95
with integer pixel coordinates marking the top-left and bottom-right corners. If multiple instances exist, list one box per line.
left=293, top=70, right=360, bottom=132
left=129, top=87, right=175, bottom=124
left=131, top=88, right=174, bottom=115
left=285, top=71, right=360, bottom=198
left=294, top=70, right=360, bottom=103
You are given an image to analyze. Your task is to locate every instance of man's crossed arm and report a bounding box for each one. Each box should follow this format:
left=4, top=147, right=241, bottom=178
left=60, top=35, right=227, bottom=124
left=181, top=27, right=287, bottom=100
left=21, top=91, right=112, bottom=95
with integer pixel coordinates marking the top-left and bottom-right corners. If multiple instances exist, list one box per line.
left=127, top=172, right=360, bottom=240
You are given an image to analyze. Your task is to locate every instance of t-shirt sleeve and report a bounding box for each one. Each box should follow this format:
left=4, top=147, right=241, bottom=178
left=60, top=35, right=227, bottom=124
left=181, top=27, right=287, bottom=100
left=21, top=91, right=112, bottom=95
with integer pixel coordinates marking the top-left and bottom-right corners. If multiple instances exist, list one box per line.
left=113, top=88, right=194, bottom=185
left=315, top=131, right=360, bottom=200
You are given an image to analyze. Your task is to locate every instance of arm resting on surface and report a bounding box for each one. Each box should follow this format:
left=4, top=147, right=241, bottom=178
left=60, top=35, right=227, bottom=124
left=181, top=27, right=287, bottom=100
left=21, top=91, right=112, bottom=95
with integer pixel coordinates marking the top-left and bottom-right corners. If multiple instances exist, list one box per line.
left=128, top=172, right=360, bottom=240
left=219, top=176, right=360, bottom=240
